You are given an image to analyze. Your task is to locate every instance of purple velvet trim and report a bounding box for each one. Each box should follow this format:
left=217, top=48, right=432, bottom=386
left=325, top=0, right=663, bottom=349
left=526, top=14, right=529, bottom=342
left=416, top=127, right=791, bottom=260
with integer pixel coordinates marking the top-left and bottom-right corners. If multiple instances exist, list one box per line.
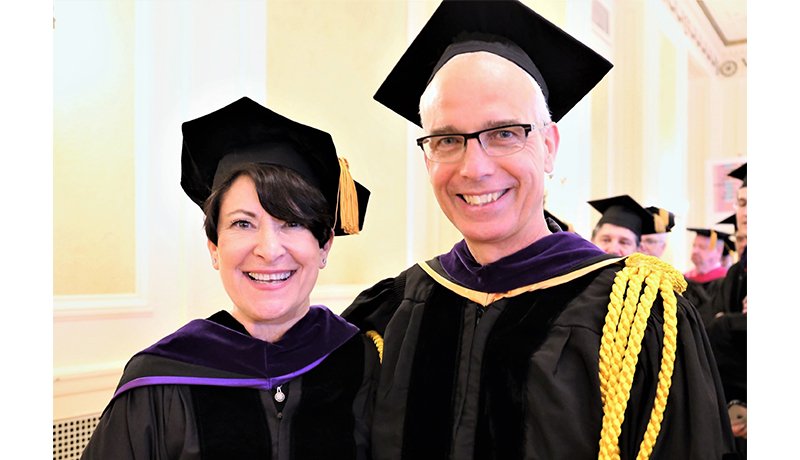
left=121, top=306, right=357, bottom=395
left=438, top=232, right=607, bottom=292
left=113, top=354, right=329, bottom=398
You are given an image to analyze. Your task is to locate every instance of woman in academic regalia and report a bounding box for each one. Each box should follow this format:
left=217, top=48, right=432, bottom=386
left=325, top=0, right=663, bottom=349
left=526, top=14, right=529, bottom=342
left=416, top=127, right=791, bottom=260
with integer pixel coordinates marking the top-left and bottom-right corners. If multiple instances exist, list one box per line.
left=81, top=97, right=378, bottom=460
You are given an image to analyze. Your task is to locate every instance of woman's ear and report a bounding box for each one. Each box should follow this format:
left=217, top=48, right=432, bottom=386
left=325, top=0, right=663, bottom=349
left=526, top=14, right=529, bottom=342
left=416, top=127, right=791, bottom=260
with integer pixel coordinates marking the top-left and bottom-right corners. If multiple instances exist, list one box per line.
left=320, top=233, right=334, bottom=268
left=207, top=239, right=220, bottom=270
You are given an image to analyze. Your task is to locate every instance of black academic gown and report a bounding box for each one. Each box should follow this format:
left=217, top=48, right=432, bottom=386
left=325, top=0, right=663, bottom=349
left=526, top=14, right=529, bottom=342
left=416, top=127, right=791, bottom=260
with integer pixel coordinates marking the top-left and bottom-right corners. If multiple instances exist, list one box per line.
left=343, top=240, right=736, bottom=460
left=684, top=279, right=722, bottom=328
left=705, top=250, right=747, bottom=403
left=81, top=309, right=379, bottom=460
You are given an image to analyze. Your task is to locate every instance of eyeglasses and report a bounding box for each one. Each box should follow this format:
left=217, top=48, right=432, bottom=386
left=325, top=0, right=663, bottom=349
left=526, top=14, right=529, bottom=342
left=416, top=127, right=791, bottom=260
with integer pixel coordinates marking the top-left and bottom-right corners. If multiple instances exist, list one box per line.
left=416, top=123, right=541, bottom=163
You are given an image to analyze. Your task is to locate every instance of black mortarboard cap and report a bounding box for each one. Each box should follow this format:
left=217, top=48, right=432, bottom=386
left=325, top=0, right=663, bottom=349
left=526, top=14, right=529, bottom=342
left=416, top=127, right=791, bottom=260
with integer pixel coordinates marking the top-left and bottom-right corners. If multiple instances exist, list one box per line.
left=374, top=0, right=613, bottom=127
left=180, top=97, right=370, bottom=235
left=717, top=213, right=739, bottom=231
left=544, top=209, right=573, bottom=233
left=687, top=227, right=735, bottom=255
left=728, top=162, right=747, bottom=186
left=645, top=206, right=676, bottom=234
left=589, top=195, right=668, bottom=237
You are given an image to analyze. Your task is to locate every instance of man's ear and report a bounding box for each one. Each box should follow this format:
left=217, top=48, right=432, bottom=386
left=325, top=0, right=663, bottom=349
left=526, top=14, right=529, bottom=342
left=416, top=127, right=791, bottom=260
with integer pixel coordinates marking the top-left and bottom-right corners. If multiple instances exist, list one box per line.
left=542, top=122, right=560, bottom=174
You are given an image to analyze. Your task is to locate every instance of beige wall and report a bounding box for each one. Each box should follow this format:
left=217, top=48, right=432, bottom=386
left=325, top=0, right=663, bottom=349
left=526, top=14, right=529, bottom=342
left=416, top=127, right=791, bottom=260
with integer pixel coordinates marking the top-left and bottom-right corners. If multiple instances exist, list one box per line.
left=54, top=0, right=136, bottom=295
left=265, top=0, right=411, bottom=284
left=53, top=0, right=746, bottom=421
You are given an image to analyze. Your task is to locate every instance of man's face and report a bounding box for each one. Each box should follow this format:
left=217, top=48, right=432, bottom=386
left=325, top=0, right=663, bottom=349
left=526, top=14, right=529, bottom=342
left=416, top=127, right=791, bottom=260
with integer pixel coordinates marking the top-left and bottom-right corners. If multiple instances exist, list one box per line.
left=591, top=223, right=638, bottom=257
left=735, top=186, right=747, bottom=235
left=690, top=235, right=722, bottom=272
left=639, top=233, right=667, bottom=257
left=735, top=229, right=747, bottom=255
left=419, top=52, right=559, bottom=263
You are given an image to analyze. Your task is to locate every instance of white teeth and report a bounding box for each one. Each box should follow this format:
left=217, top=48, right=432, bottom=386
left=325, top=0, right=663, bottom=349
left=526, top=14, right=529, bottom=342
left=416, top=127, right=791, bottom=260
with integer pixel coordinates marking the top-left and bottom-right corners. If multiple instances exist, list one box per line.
left=248, top=271, right=292, bottom=282
left=462, top=191, right=503, bottom=206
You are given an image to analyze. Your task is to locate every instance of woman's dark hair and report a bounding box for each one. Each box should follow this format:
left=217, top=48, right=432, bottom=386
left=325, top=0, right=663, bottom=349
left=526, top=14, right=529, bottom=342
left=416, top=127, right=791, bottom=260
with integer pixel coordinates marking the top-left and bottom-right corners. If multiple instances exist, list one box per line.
left=203, top=163, right=334, bottom=248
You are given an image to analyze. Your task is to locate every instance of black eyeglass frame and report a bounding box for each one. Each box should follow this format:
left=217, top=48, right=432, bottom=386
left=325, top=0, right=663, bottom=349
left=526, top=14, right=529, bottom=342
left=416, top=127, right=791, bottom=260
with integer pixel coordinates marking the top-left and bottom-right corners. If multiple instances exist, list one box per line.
left=415, top=123, right=537, bottom=162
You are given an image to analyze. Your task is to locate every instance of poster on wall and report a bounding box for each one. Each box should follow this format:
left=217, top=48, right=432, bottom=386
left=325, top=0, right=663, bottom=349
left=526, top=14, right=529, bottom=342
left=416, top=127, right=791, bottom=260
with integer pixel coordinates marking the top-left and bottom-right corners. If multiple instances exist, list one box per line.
left=707, top=158, right=745, bottom=222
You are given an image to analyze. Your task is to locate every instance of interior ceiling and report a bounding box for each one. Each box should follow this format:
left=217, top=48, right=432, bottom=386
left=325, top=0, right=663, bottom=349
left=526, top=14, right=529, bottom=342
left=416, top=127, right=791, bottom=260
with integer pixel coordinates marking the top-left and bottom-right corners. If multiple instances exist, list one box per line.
left=680, top=0, right=747, bottom=76
left=698, top=0, right=746, bottom=45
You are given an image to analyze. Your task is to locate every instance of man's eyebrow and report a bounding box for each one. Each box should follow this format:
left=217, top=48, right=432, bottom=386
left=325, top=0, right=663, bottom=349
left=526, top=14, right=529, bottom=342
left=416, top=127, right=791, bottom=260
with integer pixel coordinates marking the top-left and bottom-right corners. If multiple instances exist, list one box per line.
left=426, top=120, right=522, bottom=136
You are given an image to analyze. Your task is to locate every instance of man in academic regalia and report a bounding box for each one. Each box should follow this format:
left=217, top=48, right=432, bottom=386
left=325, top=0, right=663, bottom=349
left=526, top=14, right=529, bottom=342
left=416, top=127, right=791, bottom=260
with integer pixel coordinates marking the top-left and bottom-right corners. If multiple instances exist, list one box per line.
left=588, top=195, right=675, bottom=257
left=639, top=206, right=675, bottom=258
left=683, top=227, right=735, bottom=327
left=342, top=1, right=737, bottom=459
left=685, top=228, right=734, bottom=284
left=706, top=163, right=748, bottom=451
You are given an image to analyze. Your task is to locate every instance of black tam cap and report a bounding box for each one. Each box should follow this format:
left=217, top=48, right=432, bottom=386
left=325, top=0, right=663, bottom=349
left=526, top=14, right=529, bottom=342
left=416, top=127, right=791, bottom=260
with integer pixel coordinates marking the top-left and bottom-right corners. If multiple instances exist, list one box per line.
left=728, top=162, right=747, bottom=186
left=687, top=227, right=735, bottom=255
left=589, top=195, right=670, bottom=237
left=374, top=0, right=613, bottom=127
left=644, top=206, right=676, bottom=234
left=180, top=97, right=370, bottom=236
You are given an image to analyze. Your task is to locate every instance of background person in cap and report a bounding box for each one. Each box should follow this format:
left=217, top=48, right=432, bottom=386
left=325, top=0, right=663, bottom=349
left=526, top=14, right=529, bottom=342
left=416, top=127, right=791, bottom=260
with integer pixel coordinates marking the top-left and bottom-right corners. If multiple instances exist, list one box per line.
left=588, top=195, right=672, bottom=257
left=638, top=206, right=675, bottom=258
left=342, top=1, right=735, bottom=459
left=708, top=163, right=747, bottom=316
left=82, top=97, right=378, bottom=460
left=729, top=162, right=747, bottom=238
left=684, top=228, right=733, bottom=284
left=718, top=213, right=746, bottom=261
left=705, top=162, right=748, bottom=448
left=682, top=227, right=735, bottom=328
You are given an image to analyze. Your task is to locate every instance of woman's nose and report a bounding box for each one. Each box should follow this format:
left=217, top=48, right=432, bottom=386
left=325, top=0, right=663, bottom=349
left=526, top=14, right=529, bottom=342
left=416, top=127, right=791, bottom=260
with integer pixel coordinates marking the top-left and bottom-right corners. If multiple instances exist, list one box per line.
left=253, top=226, right=285, bottom=261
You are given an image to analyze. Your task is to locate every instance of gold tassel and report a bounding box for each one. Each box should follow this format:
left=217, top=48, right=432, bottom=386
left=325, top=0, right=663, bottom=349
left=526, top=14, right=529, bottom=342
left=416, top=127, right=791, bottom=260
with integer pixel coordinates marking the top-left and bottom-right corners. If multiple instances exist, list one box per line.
left=708, top=230, right=717, bottom=251
left=337, top=157, right=360, bottom=235
left=653, top=208, right=669, bottom=233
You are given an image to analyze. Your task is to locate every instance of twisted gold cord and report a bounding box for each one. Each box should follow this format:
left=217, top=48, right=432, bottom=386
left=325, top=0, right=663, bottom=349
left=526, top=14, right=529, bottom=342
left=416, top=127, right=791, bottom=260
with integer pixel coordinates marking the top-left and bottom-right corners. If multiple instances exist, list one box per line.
left=365, top=330, right=384, bottom=363
left=597, top=253, right=684, bottom=460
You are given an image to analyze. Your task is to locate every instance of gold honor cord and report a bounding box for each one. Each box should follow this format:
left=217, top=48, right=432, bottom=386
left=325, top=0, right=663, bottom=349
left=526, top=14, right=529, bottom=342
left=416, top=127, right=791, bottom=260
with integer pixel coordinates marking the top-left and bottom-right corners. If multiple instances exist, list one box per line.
left=418, top=257, right=625, bottom=307
left=365, top=330, right=384, bottom=363
left=597, top=253, right=686, bottom=460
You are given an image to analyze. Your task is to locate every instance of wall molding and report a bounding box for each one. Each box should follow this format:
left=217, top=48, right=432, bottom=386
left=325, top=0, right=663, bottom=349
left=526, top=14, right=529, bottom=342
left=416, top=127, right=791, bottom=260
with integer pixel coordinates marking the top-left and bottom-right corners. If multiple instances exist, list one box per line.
left=310, top=283, right=371, bottom=314
left=53, top=361, right=126, bottom=421
left=53, top=293, right=153, bottom=321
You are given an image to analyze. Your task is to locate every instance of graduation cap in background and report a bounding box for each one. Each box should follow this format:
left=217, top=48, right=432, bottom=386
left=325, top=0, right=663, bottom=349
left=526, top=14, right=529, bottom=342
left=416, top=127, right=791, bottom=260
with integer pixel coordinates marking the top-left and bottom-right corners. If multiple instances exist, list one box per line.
left=717, top=213, right=738, bottom=231
left=373, top=0, right=613, bottom=127
left=687, top=227, right=736, bottom=255
left=180, top=97, right=370, bottom=235
left=544, top=209, right=574, bottom=233
left=644, top=206, right=676, bottom=234
left=589, top=195, right=672, bottom=237
left=728, top=162, right=747, bottom=187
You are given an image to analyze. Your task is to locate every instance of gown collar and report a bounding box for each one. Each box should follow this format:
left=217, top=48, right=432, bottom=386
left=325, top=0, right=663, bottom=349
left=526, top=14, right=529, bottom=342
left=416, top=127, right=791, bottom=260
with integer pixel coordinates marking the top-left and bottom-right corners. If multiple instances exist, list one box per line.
left=114, top=306, right=358, bottom=397
left=438, top=232, right=609, bottom=293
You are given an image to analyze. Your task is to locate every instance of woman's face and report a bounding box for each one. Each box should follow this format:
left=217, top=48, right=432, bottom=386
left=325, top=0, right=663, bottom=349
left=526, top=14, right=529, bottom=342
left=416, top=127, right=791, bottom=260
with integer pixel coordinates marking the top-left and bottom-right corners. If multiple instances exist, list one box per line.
left=207, top=175, right=331, bottom=338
